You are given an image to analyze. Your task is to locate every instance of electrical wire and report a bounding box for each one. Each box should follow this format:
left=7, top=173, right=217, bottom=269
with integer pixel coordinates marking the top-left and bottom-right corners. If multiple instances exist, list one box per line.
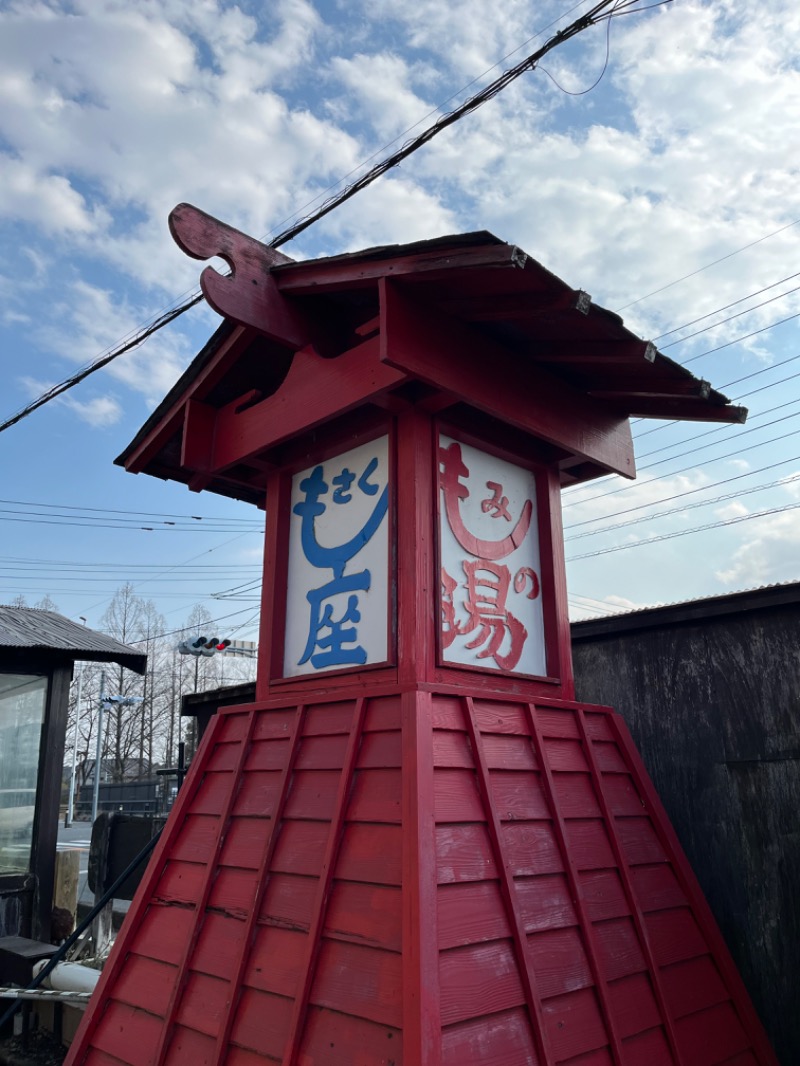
left=0, top=0, right=656, bottom=438
left=615, top=217, right=800, bottom=312
left=567, top=499, right=800, bottom=562
left=563, top=451, right=800, bottom=528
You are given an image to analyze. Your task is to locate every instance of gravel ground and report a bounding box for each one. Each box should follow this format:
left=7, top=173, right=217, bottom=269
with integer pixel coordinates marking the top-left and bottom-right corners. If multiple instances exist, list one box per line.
left=0, top=1029, right=67, bottom=1066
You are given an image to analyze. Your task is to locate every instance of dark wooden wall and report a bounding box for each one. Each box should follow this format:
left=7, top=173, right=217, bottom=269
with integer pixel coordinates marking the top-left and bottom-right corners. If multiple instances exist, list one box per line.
left=572, top=592, right=800, bottom=1066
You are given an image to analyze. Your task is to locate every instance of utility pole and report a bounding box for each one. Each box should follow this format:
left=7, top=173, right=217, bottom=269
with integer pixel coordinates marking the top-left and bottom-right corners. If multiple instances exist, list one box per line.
left=90, top=675, right=144, bottom=824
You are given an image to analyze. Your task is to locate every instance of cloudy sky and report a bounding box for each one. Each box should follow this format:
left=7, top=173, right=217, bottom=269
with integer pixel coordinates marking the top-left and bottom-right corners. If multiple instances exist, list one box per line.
left=1, top=0, right=799, bottom=639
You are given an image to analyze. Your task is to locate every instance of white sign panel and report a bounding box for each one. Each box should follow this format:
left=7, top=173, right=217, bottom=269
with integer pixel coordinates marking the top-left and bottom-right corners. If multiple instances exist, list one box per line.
left=284, top=436, right=390, bottom=677
left=439, top=434, right=546, bottom=676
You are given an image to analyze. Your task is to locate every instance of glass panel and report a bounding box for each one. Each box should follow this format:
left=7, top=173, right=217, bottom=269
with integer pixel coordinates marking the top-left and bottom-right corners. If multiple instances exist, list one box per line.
left=0, top=674, right=47, bottom=873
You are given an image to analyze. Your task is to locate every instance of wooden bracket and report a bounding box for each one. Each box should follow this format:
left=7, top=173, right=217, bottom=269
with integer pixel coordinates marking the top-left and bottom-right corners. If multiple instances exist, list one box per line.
left=169, top=203, right=313, bottom=349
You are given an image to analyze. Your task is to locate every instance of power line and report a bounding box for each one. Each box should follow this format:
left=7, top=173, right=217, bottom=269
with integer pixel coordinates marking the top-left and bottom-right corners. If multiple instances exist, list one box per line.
left=653, top=271, right=800, bottom=343
left=565, top=473, right=800, bottom=541
left=568, top=499, right=800, bottom=562
left=615, top=218, right=800, bottom=312
left=563, top=451, right=800, bottom=528
left=0, top=0, right=655, bottom=439
left=0, top=498, right=261, bottom=523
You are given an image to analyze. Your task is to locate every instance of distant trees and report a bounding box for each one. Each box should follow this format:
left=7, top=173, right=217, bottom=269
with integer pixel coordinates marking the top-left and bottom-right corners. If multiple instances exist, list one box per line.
left=61, top=586, right=257, bottom=795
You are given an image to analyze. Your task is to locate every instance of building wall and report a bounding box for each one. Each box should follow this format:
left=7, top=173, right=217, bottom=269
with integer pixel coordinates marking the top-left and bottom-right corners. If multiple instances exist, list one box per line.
left=572, top=595, right=800, bottom=1065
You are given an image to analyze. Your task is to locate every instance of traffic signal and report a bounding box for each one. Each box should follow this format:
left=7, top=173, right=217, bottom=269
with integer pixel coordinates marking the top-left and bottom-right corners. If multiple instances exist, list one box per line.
left=178, top=636, right=232, bottom=657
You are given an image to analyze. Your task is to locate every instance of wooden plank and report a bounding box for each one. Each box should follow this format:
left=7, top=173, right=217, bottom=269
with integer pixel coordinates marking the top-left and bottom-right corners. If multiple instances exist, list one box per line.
left=356, top=729, right=402, bottom=768
left=440, top=1006, right=539, bottom=1066
left=601, top=773, right=647, bottom=817
left=275, top=241, right=525, bottom=294
left=151, top=708, right=260, bottom=1066
left=299, top=1005, right=402, bottom=1065
left=288, top=723, right=351, bottom=769
left=282, top=698, right=369, bottom=1062
left=228, top=987, right=293, bottom=1059
left=337, top=823, right=403, bottom=885
left=189, top=771, right=237, bottom=815
left=437, top=880, right=511, bottom=950
left=174, top=971, right=230, bottom=1038
left=660, top=955, right=730, bottom=1020
left=490, top=771, right=550, bottom=821
left=309, top=940, right=403, bottom=1028
left=438, top=939, right=526, bottom=1027
left=363, top=695, right=402, bottom=732
left=155, top=861, right=205, bottom=906
left=610, top=714, right=780, bottom=1066
left=579, top=869, right=630, bottom=923
left=283, top=769, right=341, bottom=820
left=170, top=814, right=219, bottom=865
left=164, top=1026, right=218, bottom=1064
left=535, top=707, right=580, bottom=739
left=471, top=700, right=529, bottom=735
left=434, top=767, right=485, bottom=822
left=209, top=337, right=406, bottom=471
left=436, top=823, right=499, bottom=884
left=432, top=729, right=474, bottom=768
left=134, top=904, right=197, bottom=966
left=192, top=912, right=247, bottom=980
left=629, top=863, right=686, bottom=913
left=526, top=703, right=626, bottom=1064
left=501, top=822, right=563, bottom=878
left=674, top=999, right=751, bottom=1066
left=615, top=818, right=667, bottom=866
left=112, top=954, right=176, bottom=1017
left=541, top=987, right=609, bottom=1063
left=211, top=704, right=306, bottom=1065
left=593, top=916, right=647, bottom=981
left=92, top=1002, right=163, bottom=1066
left=543, top=738, right=589, bottom=773
left=483, top=733, right=538, bottom=771
left=347, top=767, right=403, bottom=824
left=221, top=816, right=277, bottom=871
left=324, top=881, right=402, bottom=952
left=644, top=908, right=709, bottom=967
left=380, top=277, right=636, bottom=477
left=577, top=707, right=682, bottom=1060
left=550, top=772, right=602, bottom=818
left=620, top=1026, right=674, bottom=1066
left=515, top=873, right=577, bottom=933
left=526, top=925, right=593, bottom=999
left=302, top=702, right=357, bottom=736
left=606, top=972, right=660, bottom=1039
left=400, top=687, right=442, bottom=1065
left=245, top=737, right=292, bottom=771
left=463, top=696, right=552, bottom=1061
left=259, top=872, right=316, bottom=932
left=206, top=741, right=246, bottom=773
left=242, top=925, right=307, bottom=998
left=234, top=770, right=283, bottom=817
left=564, top=819, right=616, bottom=870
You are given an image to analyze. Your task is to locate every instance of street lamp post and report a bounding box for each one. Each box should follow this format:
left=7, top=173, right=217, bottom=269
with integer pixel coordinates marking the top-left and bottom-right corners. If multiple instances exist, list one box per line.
left=90, top=672, right=144, bottom=824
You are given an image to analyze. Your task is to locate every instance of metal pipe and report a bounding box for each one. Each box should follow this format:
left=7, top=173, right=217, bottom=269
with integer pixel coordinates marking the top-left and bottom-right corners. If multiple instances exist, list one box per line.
left=32, top=960, right=99, bottom=994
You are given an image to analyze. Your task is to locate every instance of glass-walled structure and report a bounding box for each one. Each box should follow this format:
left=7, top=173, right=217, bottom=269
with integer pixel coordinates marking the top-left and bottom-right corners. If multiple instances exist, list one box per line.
left=0, top=674, right=48, bottom=875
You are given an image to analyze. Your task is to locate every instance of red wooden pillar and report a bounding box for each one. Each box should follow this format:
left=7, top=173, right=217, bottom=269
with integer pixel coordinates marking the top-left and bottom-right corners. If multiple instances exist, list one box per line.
left=65, top=206, right=777, bottom=1065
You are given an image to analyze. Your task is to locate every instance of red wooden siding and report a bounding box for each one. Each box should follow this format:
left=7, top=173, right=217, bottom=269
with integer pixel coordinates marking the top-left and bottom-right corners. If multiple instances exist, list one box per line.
left=65, top=687, right=777, bottom=1065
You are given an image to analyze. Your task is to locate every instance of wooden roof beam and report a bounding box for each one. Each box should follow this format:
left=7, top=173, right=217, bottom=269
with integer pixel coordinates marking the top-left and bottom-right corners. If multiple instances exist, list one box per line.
left=380, top=278, right=636, bottom=480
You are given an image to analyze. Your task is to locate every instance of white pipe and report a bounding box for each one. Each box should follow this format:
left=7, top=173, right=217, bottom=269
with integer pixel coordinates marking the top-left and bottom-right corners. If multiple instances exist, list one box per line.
left=32, top=960, right=100, bottom=994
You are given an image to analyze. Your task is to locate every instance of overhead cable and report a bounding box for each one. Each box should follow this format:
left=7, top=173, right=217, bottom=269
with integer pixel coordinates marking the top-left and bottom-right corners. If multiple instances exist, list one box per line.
left=0, top=0, right=661, bottom=438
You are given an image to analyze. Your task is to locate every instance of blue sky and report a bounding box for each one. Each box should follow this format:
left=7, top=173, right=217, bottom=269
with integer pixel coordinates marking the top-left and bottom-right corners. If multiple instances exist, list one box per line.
left=1, top=0, right=799, bottom=634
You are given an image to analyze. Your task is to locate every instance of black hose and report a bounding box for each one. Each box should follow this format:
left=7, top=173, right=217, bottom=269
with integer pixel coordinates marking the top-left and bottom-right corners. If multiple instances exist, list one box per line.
left=0, top=828, right=163, bottom=1031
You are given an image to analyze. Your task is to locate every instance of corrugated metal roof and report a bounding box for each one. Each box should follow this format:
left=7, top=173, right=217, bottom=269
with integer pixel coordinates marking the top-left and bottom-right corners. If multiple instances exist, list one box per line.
left=570, top=579, right=800, bottom=639
left=0, top=606, right=147, bottom=673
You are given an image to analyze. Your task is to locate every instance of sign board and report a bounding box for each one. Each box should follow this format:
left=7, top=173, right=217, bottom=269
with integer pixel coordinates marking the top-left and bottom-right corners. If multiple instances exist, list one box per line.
left=439, top=434, right=546, bottom=676
left=284, top=436, right=390, bottom=676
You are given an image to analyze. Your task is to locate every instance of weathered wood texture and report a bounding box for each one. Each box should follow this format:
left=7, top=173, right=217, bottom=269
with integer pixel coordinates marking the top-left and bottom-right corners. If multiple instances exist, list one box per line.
left=64, top=686, right=776, bottom=1065
left=572, top=591, right=800, bottom=1066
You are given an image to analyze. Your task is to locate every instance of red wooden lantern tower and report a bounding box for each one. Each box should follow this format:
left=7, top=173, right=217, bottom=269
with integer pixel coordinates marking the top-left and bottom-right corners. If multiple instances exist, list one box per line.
left=65, top=206, right=777, bottom=1066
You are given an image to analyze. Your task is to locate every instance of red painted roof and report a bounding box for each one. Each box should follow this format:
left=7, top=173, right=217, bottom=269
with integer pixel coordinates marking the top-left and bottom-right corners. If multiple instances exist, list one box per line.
left=65, top=685, right=776, bottom=1065
left=116, top=226, right=745, bottom=504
